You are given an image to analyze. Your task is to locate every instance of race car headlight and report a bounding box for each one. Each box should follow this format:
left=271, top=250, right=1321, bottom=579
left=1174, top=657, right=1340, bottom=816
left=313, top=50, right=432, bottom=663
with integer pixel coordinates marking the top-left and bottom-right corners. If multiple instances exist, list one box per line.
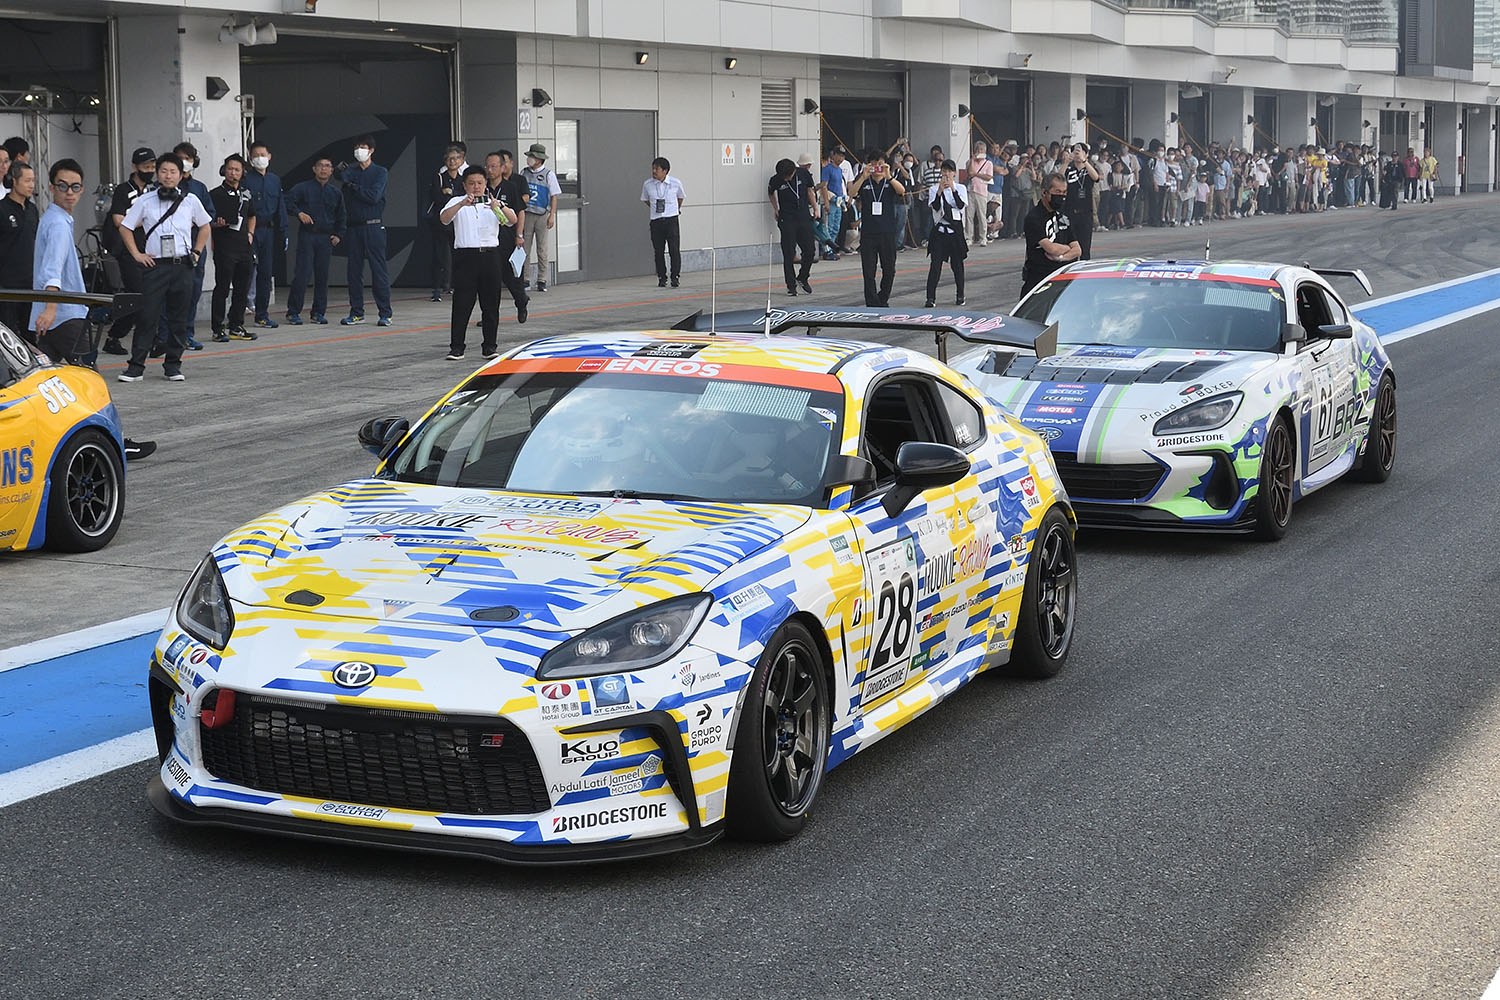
left=537, top=594, right=711, bottom=680
left=177, top=556, right=235, bottom=650
left=1152, top=392, right=1243, bottom=436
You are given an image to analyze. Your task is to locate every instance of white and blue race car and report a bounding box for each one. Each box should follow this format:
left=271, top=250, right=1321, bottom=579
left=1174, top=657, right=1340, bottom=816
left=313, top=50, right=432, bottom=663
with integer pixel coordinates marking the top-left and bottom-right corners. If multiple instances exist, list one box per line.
left=951, top=259, right=1396, bottom=539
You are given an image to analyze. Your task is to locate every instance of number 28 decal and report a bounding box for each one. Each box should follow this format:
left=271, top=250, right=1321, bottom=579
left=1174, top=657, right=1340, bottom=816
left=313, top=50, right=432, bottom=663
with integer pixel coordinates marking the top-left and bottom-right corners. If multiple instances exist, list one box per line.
left=862, top=538, right=917, bottom=705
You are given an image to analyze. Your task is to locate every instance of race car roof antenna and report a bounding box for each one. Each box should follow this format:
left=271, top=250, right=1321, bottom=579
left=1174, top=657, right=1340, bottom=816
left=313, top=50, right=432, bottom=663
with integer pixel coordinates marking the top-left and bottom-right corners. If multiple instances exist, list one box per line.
left=1204, top=238, right=1211, bottom=262
left=764, top=229, right=774, bottom=338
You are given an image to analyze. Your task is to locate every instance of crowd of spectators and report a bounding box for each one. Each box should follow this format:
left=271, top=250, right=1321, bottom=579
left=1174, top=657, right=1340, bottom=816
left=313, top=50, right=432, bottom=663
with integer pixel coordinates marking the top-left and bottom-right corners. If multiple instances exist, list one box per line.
left=810, top=134, right=1444, bottom=257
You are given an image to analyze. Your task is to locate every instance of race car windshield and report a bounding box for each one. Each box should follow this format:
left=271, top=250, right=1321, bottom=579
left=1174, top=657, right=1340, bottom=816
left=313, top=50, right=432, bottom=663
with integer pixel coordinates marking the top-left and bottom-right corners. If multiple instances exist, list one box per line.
left=383, top=370, right=844, bottom=506
left=1014, top=276, right=1285, bottom=352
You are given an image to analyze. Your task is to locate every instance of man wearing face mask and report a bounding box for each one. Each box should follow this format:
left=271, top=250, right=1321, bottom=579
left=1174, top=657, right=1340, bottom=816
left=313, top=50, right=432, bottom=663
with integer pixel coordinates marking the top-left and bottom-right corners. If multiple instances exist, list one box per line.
left=244, top=141, right=287, bottom=329
left=102, top=147, right=157, bottom=356
left=285, top=154, right=346, bottom=325
left=483, top=149, right=530, bottom=323
left=117, top=152, right=213, bottom=382
left=339, top=135, right=393, bottom=326
left=1021, top=172, right=1081, bottom=298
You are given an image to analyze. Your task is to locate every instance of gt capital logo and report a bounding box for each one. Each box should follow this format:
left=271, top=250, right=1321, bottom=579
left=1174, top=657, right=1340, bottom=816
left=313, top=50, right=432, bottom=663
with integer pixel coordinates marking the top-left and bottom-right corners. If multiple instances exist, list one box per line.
left=331, top=661, right=378, bottom=688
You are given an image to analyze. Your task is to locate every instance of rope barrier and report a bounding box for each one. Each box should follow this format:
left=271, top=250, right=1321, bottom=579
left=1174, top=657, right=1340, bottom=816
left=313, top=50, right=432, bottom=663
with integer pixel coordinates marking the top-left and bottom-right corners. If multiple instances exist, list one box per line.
left=818, top=112, right=857, bottom=163
left=1175, top=119, right=1209, bottom=157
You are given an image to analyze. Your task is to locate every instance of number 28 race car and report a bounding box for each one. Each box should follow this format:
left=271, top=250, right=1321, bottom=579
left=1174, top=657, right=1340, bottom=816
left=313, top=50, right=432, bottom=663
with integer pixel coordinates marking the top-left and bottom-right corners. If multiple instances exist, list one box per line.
left=952, top=259, right=1397, bottom=539
left=147, top=317, right=1077, bottom=863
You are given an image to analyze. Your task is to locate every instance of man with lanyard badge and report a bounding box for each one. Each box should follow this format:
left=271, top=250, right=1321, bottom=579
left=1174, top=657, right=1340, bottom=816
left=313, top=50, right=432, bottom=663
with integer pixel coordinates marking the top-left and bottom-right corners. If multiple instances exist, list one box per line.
left=521, top=143, right=561, bottom=292
left=285, top=154, right=346, bottom=325
left=208, top=153, right=258, bottom=343
left=1021, top=172, right=1081, bottom=298
left=156, top=142, right=211, bottom=352
left=850, top=149, right=904, bottom=307
left=767, top=157, right=817, bottom=296
left=116, top=152, right=212, bottom=382
left=340, top=135, right=392, bottom=326
left=244, top=141, right=286, bottom=328
left=1064, top=143, right=1099, bottom=259
left=642, top=156, right=686, bottom=287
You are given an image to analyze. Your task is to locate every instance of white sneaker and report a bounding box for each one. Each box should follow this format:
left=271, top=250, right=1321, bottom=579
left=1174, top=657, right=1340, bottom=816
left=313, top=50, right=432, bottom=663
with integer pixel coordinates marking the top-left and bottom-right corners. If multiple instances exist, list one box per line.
left=117, top=371, right=143, bottom=383
left=164, top=371, right=186, bottom=382
left=445, top=351, right=466, bottom=361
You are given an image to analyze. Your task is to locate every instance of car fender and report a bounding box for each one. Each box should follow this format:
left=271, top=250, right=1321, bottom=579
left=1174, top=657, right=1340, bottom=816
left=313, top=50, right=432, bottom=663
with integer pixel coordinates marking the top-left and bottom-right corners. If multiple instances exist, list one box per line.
left=23, top=405, right=126, bottom=551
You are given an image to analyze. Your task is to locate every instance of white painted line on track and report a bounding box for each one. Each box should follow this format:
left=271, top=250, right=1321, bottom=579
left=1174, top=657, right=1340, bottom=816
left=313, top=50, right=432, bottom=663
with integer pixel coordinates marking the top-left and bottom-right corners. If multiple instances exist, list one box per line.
left=0, top=728, right=155, bottom=808
left=0, top=607, right=169, bottom=674
left=1357, top=264, right=1500, bottom=309
left=1481, top=964, right=1500, bottom=1000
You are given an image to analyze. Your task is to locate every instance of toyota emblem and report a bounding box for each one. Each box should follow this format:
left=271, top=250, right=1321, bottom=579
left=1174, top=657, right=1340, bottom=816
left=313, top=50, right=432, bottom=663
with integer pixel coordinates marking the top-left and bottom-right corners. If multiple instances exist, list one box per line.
left=332, top=661, right=378, bottom=688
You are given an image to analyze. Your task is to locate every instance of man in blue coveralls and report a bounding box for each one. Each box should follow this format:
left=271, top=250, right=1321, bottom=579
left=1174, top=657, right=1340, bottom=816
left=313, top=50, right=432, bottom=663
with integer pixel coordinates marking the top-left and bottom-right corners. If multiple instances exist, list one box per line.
left=284, top=154, right=346, bottom=325
left=340, top=134, right=392, bottom=326
left=244, top=140, right=287, bottom=329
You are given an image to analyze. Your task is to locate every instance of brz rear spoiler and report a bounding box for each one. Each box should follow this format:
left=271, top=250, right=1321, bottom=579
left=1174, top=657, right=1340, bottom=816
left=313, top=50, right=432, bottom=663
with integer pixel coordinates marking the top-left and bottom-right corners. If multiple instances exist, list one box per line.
left=1305, top=267, right=1373, bottom=297
left=0, top=288, right=143, bottom=324
left=673, top=305, right=1059, bottom=363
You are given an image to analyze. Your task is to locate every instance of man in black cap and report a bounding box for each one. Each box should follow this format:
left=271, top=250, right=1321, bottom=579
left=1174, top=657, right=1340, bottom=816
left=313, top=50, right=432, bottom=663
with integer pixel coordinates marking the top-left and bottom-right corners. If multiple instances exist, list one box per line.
left=1020, top=172, right=1081, bottom=298
left=101, top=147, right=157, bottom=355
left=208, top=153, right=258, bottom=342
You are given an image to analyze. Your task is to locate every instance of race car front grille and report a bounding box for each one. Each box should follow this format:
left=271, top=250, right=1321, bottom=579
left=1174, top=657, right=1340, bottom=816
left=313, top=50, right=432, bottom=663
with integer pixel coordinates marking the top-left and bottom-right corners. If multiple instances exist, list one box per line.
left=199, top=693, right=551, bottom=816
left=1050, top=452, right=1164, bottom=502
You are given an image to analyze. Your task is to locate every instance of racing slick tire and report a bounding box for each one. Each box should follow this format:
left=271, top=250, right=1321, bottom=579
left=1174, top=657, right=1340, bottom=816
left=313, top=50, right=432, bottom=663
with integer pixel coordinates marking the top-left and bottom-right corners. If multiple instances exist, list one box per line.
left=1008, top=505, right=1077, bottom=679
left=1351, top=374, right=1396, bottom=483
left=45, top=428, right=124, bottom=553
left=725, top=620, right=831, bottom=842
left=1252, top=415, right=1295, bottom=542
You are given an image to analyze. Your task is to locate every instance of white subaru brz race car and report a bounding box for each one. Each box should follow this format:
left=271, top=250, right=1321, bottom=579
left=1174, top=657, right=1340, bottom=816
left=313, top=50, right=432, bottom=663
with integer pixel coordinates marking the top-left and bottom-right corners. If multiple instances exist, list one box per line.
left=952, top=259, right=1396, bottom=539
left=146, top=318, right=1076, bottom=864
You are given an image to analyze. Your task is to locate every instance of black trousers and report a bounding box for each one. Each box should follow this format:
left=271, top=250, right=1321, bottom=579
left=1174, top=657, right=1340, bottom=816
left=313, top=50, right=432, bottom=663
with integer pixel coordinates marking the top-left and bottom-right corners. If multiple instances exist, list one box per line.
left=211, top=250, right=254, bottom=332
left=107, top=252, right=143, bottom=343
left=431, top=222, right=453, bottom=293
left=450, top=247, right=502, bottom=354
left=778, top=218, right=815, bottom=290
left=860, top=231, right=897, bottom=306
left=1073, top=217, right=1093, bottom=261
left=650, top=216, right=681, bottom=280
left=925, top=228, right=966, bottom=304
left=131, top=257, right=194, bottom=372
left=497, top=228, right=530, bottom=314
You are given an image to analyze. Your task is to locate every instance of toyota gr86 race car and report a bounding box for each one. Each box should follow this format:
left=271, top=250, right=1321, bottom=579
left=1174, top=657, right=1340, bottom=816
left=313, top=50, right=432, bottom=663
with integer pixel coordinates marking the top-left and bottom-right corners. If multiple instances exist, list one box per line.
left=0, top=296, right=131, bottom=553
left=952, top=259, right=1396, bottom=539
left=146, top=325, right=1078, bottom=863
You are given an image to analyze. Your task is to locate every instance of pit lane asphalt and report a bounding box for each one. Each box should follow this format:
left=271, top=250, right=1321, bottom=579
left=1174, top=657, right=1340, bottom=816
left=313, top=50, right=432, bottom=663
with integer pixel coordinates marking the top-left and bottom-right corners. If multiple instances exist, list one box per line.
left=4, top=198, right=1499, bottom=999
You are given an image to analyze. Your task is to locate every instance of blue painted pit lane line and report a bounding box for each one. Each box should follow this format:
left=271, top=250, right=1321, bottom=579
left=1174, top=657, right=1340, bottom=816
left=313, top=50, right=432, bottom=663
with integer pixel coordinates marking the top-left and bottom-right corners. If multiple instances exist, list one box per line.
left=1352, top=265, right=1500, bottom=344
left=0, top=633, right=157, bottom=773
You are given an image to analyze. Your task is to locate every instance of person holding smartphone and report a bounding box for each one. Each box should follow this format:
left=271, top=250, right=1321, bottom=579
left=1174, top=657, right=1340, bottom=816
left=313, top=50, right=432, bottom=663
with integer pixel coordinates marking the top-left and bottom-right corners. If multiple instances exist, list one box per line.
left=440, top=165, right=518, bottom=361
left=849, top=149, right=905, bottom=307
left=924, top=159, right=967, bottom=308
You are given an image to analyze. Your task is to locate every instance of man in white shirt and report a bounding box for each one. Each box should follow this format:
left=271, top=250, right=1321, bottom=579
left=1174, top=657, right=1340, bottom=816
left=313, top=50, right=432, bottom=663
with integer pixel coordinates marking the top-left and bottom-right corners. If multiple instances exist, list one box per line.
left=641, top=156, right=686, bottom=288
left=117, top=152, right=212, bottom=382
left=439, top=165, right=519, bottom=362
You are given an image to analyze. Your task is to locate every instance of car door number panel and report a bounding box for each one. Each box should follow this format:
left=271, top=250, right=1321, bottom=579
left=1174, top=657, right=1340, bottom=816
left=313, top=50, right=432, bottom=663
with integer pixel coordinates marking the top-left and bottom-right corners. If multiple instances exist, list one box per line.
left=861, top=537, right=917, bottom=705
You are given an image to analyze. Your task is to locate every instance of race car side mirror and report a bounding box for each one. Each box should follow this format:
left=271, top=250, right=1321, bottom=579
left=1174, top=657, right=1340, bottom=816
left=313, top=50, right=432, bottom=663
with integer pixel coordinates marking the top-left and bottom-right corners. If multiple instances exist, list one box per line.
left=358, top=415, right=409, bottom=459
left=883, top=442, right=970, bottom=518
left=1281, top=322, right=1306, bottom=344
left=1317, top=323, right=1353, bottom=339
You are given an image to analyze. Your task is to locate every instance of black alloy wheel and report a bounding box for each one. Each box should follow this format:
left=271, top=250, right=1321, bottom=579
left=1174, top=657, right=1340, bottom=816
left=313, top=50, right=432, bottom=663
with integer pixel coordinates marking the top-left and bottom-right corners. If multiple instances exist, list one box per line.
left=725, top=620, right=830, bottom=841
left=1253, top=417, right=1295, bottom=541
left=1353, top=374, right=1397, bottom=482
left=46, top=429, right=125, bottom=552
left=1009, top=505, right=1078, bottom=679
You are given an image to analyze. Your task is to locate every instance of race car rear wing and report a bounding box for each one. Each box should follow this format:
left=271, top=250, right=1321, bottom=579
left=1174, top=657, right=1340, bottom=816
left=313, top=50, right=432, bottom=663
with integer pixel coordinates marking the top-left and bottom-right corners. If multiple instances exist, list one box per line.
left=1304, top=267, right=1373, bottom=297
left=0, top=288, right=143, bottom=325
left=673, top=306, right=1059, bottom=363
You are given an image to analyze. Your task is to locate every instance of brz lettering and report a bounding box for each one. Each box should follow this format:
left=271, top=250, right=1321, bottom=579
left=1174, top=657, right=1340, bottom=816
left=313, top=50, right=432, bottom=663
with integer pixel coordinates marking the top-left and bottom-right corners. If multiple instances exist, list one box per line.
left=551, top=802, right=669, bottom=833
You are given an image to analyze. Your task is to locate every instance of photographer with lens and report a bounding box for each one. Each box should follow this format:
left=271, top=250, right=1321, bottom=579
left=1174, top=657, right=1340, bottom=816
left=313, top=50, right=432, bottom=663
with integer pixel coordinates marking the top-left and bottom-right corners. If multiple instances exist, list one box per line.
left=439, top=165, right=517, bottom=362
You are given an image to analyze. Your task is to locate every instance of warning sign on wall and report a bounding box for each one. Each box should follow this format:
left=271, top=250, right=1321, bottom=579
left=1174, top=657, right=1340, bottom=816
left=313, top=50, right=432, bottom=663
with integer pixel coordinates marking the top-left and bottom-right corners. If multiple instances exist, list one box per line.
left=721, top=142, right=735, bottom=166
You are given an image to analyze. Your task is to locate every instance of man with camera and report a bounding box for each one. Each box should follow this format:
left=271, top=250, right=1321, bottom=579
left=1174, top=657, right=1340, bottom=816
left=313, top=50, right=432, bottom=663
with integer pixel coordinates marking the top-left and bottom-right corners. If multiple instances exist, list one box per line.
left=116, top=152, right=212, bottom=382
left=439, top=165, right=518, bottom=362
left=850, top=149, right=905, bottom=307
